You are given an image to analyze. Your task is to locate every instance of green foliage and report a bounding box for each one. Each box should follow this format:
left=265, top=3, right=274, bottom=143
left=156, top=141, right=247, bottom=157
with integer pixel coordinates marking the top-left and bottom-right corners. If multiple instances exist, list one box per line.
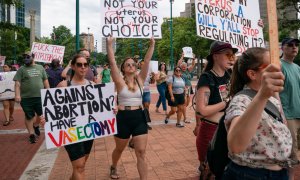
left=0, top=26, right=30, bottom=65
left=277, top=0, right=300, bottom=35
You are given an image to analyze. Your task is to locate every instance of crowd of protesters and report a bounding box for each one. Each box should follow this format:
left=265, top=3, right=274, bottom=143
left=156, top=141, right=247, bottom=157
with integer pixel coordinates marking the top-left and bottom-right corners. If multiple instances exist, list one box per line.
left=0, top=35, right=300, bottom=179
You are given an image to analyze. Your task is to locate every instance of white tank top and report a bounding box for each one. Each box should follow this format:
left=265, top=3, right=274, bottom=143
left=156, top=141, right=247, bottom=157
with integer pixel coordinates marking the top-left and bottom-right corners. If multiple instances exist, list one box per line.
left=118, top=86, right=142, bottom=106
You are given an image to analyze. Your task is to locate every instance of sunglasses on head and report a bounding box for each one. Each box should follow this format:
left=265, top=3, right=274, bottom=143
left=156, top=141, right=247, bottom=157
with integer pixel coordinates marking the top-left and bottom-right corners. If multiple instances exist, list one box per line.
left=76, top=62, right=89, bottom=68
left=287, top=43, right=299, bottom=47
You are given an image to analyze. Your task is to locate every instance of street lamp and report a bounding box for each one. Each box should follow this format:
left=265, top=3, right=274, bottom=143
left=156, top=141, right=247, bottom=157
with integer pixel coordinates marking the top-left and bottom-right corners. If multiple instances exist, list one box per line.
left=170, top=0, right=174, bottom=70
left=76, top=0, right=80, bottom=51
left=14, top=31, right=17, bottom=64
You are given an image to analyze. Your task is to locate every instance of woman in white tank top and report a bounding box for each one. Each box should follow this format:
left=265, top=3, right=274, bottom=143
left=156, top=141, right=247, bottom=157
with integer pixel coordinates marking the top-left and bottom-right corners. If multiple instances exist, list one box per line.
left=107, top=36, right=155, bottom=180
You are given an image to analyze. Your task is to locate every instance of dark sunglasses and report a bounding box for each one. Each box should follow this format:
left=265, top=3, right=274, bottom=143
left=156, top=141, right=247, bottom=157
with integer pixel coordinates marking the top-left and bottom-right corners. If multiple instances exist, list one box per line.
left=287, top=43, right=299, bottom=47
left=175, top=69, right=181, bottom=72
left=76, top=62, right=89, bottom=68
left=23, top=55, right=31, bottom=59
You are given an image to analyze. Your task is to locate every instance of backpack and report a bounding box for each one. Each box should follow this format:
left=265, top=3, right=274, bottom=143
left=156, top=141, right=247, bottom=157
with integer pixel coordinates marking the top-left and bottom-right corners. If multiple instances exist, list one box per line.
left=206, top=89, right=283, bottom=177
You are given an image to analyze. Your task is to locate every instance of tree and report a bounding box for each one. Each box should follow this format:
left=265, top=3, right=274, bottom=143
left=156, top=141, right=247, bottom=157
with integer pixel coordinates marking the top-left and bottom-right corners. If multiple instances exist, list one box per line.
left=277, top=0, right=300, bottom=36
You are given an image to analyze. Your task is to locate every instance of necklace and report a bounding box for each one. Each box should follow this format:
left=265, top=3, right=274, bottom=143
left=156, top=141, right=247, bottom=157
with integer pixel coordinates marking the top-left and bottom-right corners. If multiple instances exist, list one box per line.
left=211, top=69, right=222, bottom=77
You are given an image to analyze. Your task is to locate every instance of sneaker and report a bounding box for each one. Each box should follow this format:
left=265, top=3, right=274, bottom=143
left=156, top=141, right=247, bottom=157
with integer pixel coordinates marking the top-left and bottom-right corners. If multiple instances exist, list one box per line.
left=29, top=134, right=36, bottom=144
left=176, top=123, right=185, bottom=128
left=34, top=125, right=40, bottom=136
left=164, top=117, right=169, bottom=124
left=147, top=124, right=152, bottom=130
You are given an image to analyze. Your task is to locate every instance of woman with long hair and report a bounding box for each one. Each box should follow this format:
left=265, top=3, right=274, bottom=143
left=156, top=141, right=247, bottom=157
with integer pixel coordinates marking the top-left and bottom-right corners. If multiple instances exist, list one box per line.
left=2, top=64, right=15, bottom=126
left=155, top=62, right=168, bottom=114
left=223, top=47, right=293, bottom=179
left=107, top=36, right=155, bottom=180
left=165, top=66, right=186, bottom=127
left=56, top=54, right=94, bottom=180
left=195, top=41, right=237, bottom=177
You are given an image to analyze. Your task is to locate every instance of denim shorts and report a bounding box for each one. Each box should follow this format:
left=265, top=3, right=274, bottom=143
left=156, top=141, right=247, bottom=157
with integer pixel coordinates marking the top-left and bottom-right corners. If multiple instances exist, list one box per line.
left=222, top=161, right=288, bottom=180
left=142, top=92, right=151, bottom=103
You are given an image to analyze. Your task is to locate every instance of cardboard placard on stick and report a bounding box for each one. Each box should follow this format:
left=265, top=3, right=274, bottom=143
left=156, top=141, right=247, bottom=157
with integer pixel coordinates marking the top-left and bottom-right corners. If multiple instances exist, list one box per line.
left=267, top=0, right=280, bottom=66
left=195, top=0, right=264, bottom=52
left=31, top=42, right=65, bottom=63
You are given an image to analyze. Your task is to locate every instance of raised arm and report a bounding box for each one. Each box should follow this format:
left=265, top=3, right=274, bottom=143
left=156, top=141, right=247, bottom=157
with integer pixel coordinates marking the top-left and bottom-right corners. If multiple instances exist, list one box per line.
left=107, top=37, right=124, bottom=90
left=138, top=37, right=155, bottom=82
left=177, top=52, right=184, bottom=67
left=188, top=55, right=196, bottom=72
left=61, top=60, right=72, bottom=79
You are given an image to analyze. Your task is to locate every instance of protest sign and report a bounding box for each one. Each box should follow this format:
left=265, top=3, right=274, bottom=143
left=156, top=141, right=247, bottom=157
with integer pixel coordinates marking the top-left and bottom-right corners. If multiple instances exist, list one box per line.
left=0, top=56, right=6, bottom=66
left=100, top=0, right=163, bottom=38
left=0, top=71, right=16, bottom=101
left=182, top=47, right=193, bottom=58
left=31, top=42, right=65, bottom=63
left=195, top=0, right=264, bottom=52
left=41, top=82, right=117, bottom=149
left=150, top=61, right=158, bottom=73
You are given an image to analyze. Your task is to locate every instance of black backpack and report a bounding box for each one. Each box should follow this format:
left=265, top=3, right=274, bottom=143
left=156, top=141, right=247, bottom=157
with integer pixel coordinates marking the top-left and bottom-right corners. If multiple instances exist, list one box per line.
left=206, top=89, right=283, bottom=177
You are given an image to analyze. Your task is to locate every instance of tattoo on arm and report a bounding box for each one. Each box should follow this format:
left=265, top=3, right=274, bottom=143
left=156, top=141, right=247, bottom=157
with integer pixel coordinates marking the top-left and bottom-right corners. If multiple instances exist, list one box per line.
left=204, top=91, right=210, bottom=105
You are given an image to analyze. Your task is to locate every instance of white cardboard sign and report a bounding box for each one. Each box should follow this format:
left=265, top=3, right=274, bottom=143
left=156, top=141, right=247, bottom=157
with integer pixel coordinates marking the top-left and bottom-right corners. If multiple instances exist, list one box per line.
left=41, top=82, right=117, bottom=149
left=31, top=42, right=65, bottom=63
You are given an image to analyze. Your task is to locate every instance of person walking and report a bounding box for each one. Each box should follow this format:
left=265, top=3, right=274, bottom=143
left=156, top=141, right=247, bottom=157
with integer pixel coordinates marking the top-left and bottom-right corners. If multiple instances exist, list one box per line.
left=195, top=41, right=236, bottom=176
left=279, top=37, right=300, bottom=179
left=223, top=47, right=293, bottom=180
left=2, top=64, right=15, bottom=126
left=46, top=59, right=63, bottom=88
left=107, top=36, right=155, bottom=180
left=13, top=52, right=49, bottom=143
left=56, top=54, right=95, bottom=180
left=177, top=53, right=196, bottom=123
left=165, top=67, right=186, bottom=127
left=155, top=62, right=168, bottom=115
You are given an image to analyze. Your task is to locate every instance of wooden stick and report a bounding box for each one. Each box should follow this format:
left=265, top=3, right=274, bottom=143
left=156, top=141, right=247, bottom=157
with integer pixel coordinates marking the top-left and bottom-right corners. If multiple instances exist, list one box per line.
left=267, top=0, right=280, bottom=66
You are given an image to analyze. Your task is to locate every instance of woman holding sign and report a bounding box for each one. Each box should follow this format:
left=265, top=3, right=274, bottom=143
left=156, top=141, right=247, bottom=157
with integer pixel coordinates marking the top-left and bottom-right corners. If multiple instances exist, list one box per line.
left=56, top=54, right=94, bottom=180
left=2, top=64, right=15, bottom=126
left=107, top=36, right=155, bottom=180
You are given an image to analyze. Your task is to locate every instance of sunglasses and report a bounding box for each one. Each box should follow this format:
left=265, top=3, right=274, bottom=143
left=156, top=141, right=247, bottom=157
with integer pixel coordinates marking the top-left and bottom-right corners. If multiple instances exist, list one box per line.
left=175, top=69, right=181, bottom=72
left=76, top=62, right=89, bottom=68
left=23, top=55, right=31, bottom=59
left=287, top=43, right=299, bottom=47
left=125, top=62, right=136, bottom=67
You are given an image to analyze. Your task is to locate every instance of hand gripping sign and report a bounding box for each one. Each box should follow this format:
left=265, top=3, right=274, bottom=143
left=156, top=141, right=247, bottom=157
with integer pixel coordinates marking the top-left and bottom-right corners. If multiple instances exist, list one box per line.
left=41, top=82, right=117, bottom=149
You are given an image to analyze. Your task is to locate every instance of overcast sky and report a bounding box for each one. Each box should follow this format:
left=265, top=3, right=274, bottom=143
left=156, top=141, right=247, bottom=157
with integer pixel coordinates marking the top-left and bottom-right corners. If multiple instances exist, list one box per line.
left=41, top=0, right=190, bottom=52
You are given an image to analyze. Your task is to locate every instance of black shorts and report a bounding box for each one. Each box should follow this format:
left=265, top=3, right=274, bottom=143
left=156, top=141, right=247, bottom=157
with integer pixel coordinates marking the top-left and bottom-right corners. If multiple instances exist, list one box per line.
left=64, top=140, right=94, bottom=161
left=115, top=109, right=148, bottom=139
left=20, top=97, right=43, bottom=120
left=167, top=93, right=185, bottom=107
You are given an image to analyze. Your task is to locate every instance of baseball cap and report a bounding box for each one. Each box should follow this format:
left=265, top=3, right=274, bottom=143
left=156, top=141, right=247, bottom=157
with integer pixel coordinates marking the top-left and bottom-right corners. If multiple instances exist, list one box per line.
left=206, top=41, right=238, bottom=61
left=281, top=37, right=300, bottom=46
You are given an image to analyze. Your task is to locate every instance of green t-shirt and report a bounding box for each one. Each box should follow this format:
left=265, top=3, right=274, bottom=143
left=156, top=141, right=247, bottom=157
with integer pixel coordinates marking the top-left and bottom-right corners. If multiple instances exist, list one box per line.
left=101, top=69, right=111, bottom=83
left=181, top=70, right=192, bottom=86
left=279, top=59, right=300, bottom=119
left=13, top=64, right=48, bottom=98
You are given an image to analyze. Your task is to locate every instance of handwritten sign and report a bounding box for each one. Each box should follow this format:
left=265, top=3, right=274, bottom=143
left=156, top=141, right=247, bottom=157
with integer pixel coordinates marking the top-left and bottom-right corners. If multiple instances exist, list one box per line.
left=0, top=72, right=16, bottom=101
left=100, top=0, right=163, bottom=38
left=182, top=47, right=193, bottom=58
left=41, top=82, right=117, bottom=149
left=195, top=0, right=264, bottom=52
left=31, top=42, right=65, bottom=63
left=0, top=56, right=6, bottom=66
left=150, top=61, right=158, bottom=73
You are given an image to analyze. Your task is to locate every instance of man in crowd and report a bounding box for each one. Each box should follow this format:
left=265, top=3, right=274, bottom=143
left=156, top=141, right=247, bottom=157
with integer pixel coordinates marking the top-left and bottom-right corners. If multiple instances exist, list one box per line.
left=14, top=52, right=49, bottom=143
left=46, top=59, right=63, bottom=88
left=279, top=37, right=300, bottom=178
left=100, top=63, right=111, bottom=83
left=61, top=48, right=98, bottom=82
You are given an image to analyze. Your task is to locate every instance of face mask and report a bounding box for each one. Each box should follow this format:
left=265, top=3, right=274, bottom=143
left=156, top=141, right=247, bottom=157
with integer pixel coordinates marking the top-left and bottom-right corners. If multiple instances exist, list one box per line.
left=24, top=57, right=32, bottom=66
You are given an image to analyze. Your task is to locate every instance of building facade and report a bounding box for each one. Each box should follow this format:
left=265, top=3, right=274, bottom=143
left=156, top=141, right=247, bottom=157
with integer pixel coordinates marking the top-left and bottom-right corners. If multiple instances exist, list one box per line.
left=80, top=33, right=95, bottom=52
left=0, top=0, right=41, bottom=38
